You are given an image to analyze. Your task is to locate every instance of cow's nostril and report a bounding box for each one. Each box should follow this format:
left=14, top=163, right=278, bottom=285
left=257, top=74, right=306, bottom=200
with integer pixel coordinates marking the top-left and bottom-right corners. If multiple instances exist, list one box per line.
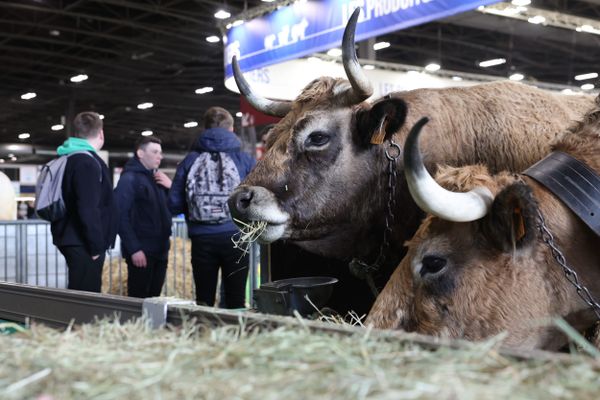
left=236, top=190, right=253, bottom=211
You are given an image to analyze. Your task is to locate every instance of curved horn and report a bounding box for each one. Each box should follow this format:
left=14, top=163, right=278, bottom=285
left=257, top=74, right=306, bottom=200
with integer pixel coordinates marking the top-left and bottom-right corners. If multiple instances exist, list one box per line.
left=232, top=56, right=292, bottom=117
left=342, top=8, right=373, bottom=103
left=404, top=117, right=494, bottom=222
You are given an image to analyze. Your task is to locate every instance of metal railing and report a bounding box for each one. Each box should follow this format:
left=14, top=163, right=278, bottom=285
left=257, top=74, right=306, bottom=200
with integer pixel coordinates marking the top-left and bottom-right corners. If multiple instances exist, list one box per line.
left=0, top=219, right=260, bottom=305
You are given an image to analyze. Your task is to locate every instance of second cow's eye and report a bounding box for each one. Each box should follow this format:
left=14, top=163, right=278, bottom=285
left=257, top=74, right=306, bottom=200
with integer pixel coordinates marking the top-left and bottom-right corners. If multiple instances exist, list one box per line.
left=305, top=131, right=330, bottom=148
left=420, top=255, right=447, bottom=277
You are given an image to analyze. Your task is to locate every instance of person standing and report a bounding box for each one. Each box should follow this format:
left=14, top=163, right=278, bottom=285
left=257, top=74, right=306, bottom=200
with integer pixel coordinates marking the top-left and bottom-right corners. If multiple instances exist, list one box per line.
left=168, top=107, right=255, bottom=308
left=114, top=137, right=173, bottom=298
left=51, top=111, right=118, bottom=293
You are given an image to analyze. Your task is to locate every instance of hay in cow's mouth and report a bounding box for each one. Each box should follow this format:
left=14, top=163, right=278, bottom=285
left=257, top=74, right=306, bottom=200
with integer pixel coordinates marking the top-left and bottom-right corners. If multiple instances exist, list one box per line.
left=231, top=218, right=268, bottom=259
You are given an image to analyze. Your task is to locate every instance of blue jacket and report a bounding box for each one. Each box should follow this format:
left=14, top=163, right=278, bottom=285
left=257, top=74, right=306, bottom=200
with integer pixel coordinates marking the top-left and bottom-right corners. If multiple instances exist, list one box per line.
left=168, top=128, right=255, bottom=237
left=114, top=157, right=172, bottom=258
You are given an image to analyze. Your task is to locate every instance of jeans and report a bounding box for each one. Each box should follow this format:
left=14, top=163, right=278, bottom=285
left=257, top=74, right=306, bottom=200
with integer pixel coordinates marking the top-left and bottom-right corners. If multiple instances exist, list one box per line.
left=126, top=253, right=168, bottom=298
left=59, top=246, right=105, bottom=293
left=191, top=233, right=249, bottom=308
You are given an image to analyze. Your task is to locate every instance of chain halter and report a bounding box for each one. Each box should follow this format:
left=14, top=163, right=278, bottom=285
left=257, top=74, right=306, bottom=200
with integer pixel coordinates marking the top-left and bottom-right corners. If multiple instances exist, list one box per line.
left=349, top=139, right=401, bottom=297
left=536, top=209, right=600, bottom=320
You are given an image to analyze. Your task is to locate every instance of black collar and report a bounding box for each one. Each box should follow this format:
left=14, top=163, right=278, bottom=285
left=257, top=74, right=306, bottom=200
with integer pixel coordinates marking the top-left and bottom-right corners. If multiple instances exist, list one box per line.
left=524, top=151, right=600, bottom=237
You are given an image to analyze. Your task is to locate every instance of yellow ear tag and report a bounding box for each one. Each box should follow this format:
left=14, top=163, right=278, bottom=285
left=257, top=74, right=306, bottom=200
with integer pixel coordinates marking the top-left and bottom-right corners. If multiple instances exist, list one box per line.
left=370, top=116, right=389, bottom=145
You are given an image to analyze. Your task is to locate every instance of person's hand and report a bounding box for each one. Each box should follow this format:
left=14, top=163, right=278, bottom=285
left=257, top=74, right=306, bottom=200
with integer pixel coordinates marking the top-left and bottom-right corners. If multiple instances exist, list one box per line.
left=131, top=250, right=147, bottom=268
left=154, top=171, right=172, bottom=189
left=92, top=254, right=100, bottom=261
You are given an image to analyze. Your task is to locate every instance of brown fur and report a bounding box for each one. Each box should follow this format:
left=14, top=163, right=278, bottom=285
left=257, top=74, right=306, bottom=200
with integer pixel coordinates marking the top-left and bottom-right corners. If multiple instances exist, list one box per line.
left=366, top=101, right=600, bottom=350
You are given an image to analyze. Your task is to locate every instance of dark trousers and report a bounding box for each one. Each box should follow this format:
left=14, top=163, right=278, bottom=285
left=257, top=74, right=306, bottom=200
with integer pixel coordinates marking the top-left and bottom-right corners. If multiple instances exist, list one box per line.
left=126, top=253, right=168, bottom=298
left=59, top=246, right=105, bottom=293
left=191, top=234, right=249, bottom=308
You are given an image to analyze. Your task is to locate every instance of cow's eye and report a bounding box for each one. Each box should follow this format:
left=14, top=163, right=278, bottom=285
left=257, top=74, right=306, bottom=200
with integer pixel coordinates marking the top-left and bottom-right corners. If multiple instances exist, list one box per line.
left=305, top=131, right=330, bottom=148
left=420, top=255, right=447, bottom=277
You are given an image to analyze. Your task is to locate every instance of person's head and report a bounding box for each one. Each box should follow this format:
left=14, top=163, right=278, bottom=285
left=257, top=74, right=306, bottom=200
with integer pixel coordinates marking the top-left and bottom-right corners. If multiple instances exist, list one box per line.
left=72, top=111, right=104, bottom=150
left=203, top=106, right=234, bottom=131
left=135, top=136, right=163, bottom=170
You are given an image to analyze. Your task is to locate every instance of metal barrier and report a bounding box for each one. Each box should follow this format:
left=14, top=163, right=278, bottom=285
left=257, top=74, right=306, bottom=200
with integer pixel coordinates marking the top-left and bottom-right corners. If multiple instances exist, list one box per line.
left=0, top=219, right=260, bottom=305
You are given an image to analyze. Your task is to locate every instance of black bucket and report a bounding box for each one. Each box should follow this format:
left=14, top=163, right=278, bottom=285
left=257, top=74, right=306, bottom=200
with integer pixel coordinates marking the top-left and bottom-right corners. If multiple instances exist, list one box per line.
left=253, top=276, right=338, bottom=316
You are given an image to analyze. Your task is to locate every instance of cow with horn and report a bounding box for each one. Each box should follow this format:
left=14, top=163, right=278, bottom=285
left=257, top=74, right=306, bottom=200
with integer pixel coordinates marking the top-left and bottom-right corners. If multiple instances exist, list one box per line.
left=228, top=8, right=594, bottom=314
left=366, top=108, right=600, bottom=350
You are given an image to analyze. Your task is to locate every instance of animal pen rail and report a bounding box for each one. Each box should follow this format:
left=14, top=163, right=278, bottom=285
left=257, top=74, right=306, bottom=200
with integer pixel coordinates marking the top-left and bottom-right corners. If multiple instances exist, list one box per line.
left=0, top=219, right=261, bottom=305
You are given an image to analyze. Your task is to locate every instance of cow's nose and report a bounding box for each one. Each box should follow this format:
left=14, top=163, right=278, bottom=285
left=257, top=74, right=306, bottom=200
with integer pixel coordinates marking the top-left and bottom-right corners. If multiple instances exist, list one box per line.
left=229, top=187, right=254, bottom=217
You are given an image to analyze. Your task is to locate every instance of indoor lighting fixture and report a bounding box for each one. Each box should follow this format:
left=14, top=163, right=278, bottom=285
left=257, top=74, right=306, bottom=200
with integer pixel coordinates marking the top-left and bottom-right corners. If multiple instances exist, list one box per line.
left=99, top=114, right=105, bottom=120
left=141, top=130, right=153, bottom=136
left=49, top=30, right=60, bottom=36
left=326, top=48, right=342, bottom=57
left=509, top=73, right=524, bottom=81
left=206, top=36, right=220, bottom=43
left=184, top=121, right=198, bottom=128
left=574, top=72, right=598, bottom=81
left=528, top=15, right=545, bottom=24
left=576, top=25, right=600, bottom=35
left=0, top=159, right=4, bottom=164
left=18, top=133, right=30, bottom=140
left=195, top=87, right=214, bottom=94
left=425, top=63, right=441, bottom=72
left=511, top=0, right=531, bottom=6
left=137, top=102, right=154, bottom=110
left=232, top=20, right=244, bottom=27
left=581, top=83, right=595, bottom=90
left=452, top=76, right=463, bottom=81
left=10, top=156, right=17, bottom=162
left=20, top=92, right=36, bottom=100
left=479, top=58, right=506, bottom=67
left=561, top=89, right=576, bottom=95
left=236, top=112, right=243, bottom=117
left=51, top=124, right=64, bottom=131
left=214, top=10, right=231, bottom=19
left=70, top=74, right=88, bottom=83
left=307, top=57, right=322, bottom=63
left=373, top=41, right=390, bottom=50
left=363, top=65, right=375, bottom=70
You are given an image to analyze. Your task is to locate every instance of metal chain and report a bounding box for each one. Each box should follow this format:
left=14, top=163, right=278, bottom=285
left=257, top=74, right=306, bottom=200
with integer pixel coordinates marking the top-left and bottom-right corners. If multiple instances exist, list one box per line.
left=349, top=140, right=401, bottom=296
left=536, top=209, right=600, bottom=320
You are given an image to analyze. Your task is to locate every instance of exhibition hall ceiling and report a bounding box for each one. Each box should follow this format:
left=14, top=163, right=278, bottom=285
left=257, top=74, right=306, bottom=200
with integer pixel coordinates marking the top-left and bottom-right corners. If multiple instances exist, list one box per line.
left=1, top=0, right=599, bottom=160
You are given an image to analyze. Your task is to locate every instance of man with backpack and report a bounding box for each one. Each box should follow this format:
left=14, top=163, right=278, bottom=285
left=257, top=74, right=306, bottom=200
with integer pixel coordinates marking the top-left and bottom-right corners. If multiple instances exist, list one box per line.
left=114, top=137, right=172, bottom=298
left=49, top=111, right=118, bottom=293
left=168, top=107, right=255, bottom=308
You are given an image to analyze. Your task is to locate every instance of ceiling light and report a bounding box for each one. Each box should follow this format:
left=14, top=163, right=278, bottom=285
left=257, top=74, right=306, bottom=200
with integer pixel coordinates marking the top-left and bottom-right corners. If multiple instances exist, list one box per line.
left=49, top=29, right=60, bottom=36
left=307, top=57, right=322, bottom=63
left=509, top=73, right=524, bottom=81
left=51, top=124, right=64, bottom=131
left=214, top=10, right=231, bottom=19
left=232, top=20, right=244, bottom=27
left=479, top=58, right=506, bottom=67
left=373, top=42, right=390, bottom=51
left=206, top=36, right=220, bottom=43
left=576, top=25, right=600, bottom=35
left=18, top=133, right=30, bottom=140
left=574, top=72, right=598, bottom=81
left=581, top=83, right=595, bottom=90
left=141, top=130, right=153, bottom=136
left=528, top=15, right=545, bottom=24
left=262, top=0, right=276, bottom=2
left=452, top=76, right=463, bottom=81
left=407, top=70, right=420, bottom=76
left=99, top=114, right=105, bottom=120
left=511, top=0, right=530, bottom=5
left=561, top=89, right=576, bottom=95
left=10, top=156, right=17, bottom=162
left=70, top=74, right=88, bottom=83
left=327, top=48, right=342, bottom=57
left=7, top=153, right=14, bottom=158
left=236, top=112, right=243, bottom=117
left=363, top=65, right=375, bottom=70
left=20, top=92, right=36, bottom=100
left=0, top=159, right=4, bottom=164
left=195, top=87, right=214, bottom=94
left=425, top=63, right=441, bottom=72
left=183, top=121, right=198, bottom=128
left=137, top=102, right=154, bottom=110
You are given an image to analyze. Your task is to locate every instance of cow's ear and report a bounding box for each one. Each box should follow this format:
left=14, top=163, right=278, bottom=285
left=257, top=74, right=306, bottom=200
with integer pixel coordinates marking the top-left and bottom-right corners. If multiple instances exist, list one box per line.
left=481, top=182, right=538, bottom=252
left=355, top=98, right=407, bottom=147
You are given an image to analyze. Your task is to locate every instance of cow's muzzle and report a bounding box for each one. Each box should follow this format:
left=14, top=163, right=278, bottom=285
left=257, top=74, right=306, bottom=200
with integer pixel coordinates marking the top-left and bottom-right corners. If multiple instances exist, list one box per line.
left=228, top=185, right=290, bottom=242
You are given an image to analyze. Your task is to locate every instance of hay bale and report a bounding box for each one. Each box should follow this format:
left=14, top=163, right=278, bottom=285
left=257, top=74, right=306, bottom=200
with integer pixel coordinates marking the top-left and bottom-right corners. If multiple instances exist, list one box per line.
left=0, top=318, right=599, bottom=399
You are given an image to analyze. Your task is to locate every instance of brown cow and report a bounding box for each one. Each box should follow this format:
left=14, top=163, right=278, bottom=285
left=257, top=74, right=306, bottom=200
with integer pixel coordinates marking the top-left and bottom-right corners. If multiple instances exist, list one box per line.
left=366, top=108, right=600, bottom=350
left=228, top=9, right=594, bottom=313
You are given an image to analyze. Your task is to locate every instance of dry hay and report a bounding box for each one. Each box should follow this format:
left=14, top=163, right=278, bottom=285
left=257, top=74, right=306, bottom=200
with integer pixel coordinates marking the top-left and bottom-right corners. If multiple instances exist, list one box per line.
left=0, top=317, right=599, bottom=400
left=101, top=237, right=195, bottom=300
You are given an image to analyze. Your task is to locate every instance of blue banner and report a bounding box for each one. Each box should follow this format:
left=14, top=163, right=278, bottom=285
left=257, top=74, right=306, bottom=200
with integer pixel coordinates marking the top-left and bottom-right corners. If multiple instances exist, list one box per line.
left=224, top=0, right=499, bottom=78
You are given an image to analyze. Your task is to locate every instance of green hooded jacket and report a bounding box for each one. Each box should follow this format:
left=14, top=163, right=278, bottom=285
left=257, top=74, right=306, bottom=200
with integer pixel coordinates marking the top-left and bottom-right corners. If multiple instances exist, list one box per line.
left=56, top=137, right=96, bottom=156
